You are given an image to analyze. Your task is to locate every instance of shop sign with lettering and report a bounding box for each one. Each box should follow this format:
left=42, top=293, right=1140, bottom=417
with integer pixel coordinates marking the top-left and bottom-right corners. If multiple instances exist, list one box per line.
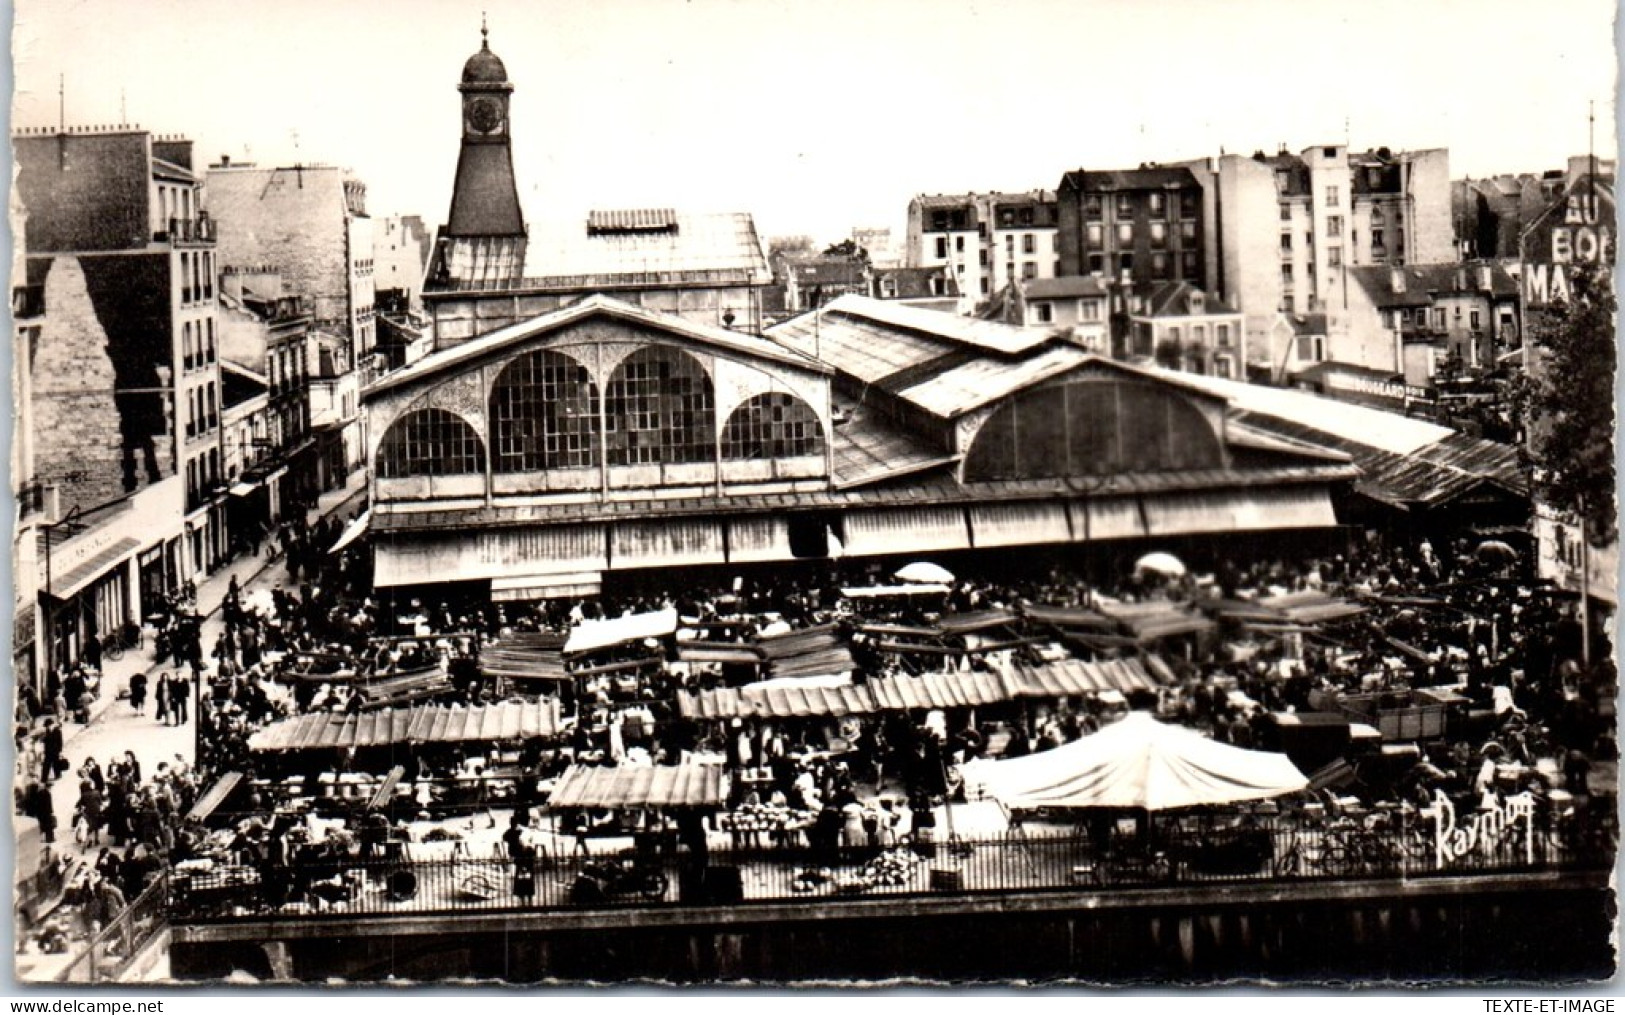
left=1430, top=789, right=1536, bottom=868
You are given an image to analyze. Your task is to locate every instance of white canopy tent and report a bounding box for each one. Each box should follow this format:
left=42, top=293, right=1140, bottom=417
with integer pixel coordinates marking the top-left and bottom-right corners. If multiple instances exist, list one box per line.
left=961, top=711, right=1308, bottom=812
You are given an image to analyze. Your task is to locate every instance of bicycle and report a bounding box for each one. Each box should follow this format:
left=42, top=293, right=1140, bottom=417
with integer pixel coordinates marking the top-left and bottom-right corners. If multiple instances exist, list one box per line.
left=101, top=623, right=143, bottom=662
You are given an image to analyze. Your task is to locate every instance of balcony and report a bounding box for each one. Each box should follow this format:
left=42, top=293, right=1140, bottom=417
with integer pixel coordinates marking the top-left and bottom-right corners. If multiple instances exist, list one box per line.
left=156, top=215, right=216, bottom=246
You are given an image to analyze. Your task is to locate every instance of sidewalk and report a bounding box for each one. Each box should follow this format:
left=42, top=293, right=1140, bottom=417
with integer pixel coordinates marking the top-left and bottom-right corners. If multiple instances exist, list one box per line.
left=70, top=470, right=369, bottom=740
left=16, top=471, right=367, bottom=979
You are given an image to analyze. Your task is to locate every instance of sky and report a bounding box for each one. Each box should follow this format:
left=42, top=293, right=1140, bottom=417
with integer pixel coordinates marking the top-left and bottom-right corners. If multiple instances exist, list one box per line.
left=9, top=0, right=1621, bottom=246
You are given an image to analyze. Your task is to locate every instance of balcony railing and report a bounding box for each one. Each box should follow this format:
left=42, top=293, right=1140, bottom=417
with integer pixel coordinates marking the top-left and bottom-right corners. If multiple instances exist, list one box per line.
left=156, top=216, right=215, bottom=246
left=168, top=805, right=1616, bottom=925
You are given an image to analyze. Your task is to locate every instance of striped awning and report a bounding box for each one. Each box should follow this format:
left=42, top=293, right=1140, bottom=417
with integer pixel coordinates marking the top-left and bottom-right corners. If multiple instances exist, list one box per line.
left=1008, top=657, right=1166, bottom=698
left=677, top=681, right=875, bottom=721
left=248, top=699, right=563, bottom=752
left=866, top=670, right=1017, bottom=710
left=548, top=764, right=727, bottom=810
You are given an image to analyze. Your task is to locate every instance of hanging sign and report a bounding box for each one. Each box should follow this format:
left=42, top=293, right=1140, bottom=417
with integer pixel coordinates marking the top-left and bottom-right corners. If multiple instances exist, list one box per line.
left=1431, top=789, right=1536, bottom=868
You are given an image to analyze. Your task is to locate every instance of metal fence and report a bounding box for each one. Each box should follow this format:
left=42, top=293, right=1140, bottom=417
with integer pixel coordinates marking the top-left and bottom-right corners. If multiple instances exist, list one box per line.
left=55, top=872, right=172, bottom=984
left=169, top=805, right=1618, bottom=924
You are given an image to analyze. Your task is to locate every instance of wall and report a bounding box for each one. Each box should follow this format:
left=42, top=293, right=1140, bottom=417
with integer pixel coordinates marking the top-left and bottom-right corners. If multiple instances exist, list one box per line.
left=1407, top=149, right=1455, bottom=265
left=429, top=285, right=765, bottom=348
left=169, top=877, right=1615, bottom=985
left=14, top=131, right=152, bottom=252
left=376, top=215, right=432, bottom=309
left=207, top=167, right=350, bottom=335
left=1215, top=155, right=1285, bottom=367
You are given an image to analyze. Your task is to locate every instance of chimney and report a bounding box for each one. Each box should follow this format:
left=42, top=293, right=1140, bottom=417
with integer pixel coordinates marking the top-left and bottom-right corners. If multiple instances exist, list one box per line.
left=1390, top=267, right=1406, bottom=294
left=1477, top=264, right=1493, bottom=291
left=1455, top=268, right=1467, bottom=292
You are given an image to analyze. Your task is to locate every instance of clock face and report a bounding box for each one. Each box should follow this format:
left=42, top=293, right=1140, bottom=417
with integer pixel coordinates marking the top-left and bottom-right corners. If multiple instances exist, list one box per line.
left=468, top=97, right=503, bottom=134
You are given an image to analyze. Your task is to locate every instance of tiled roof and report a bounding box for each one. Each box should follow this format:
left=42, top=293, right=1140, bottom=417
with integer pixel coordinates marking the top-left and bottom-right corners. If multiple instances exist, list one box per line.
left=1060, top=166, right=1199, bottom=192
left=1135, top=280, right=1238, bottom=317
left=1022, top=276, right=1110, bottom=300
left=1348, top=262, right=1519, bottom=308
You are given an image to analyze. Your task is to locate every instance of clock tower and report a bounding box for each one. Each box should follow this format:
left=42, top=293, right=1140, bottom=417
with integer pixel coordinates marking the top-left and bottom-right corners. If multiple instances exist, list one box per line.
left=437, top=23, right=527, bottom=286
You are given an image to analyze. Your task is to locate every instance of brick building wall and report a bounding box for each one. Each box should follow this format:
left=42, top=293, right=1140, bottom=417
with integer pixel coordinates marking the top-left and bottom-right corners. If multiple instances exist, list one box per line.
left=29, top=257, right=137, bottom=508
left=207, top=166, right=353, bottom=332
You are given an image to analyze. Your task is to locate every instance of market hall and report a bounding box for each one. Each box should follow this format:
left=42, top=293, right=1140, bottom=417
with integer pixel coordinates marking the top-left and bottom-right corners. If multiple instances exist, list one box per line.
left=361, top=293, right=1359, bottom=602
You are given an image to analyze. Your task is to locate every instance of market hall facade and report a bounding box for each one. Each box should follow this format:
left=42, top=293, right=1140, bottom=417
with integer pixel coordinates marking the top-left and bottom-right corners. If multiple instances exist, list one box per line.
left=361, top=293, right=1359, bottom=600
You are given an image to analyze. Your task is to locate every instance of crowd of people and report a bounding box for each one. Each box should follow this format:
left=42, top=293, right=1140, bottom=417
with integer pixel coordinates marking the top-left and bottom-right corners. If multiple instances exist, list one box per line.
left=15, top=507, right=1617, bottom=932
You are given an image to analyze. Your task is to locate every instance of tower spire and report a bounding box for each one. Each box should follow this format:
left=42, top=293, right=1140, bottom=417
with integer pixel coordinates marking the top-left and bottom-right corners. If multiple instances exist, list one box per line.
left=481, top=11, right=489, bottom=49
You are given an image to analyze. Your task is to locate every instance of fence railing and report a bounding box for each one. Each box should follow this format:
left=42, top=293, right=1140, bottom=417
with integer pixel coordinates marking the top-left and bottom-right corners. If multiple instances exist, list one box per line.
left=55, top=871, right=172, bottom=983
left=168, top=806, right=1617, bottom=924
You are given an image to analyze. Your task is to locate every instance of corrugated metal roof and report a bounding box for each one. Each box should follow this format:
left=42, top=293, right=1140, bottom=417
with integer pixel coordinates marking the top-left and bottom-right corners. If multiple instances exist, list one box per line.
left=548, top=764, right=727, bottom=809
left=480, top=632, right=569, bottom=682
left=1232, top=411, right=1526, bottom=507
left=895, top=344, right=1093, bottom=417
left=587, top=208, right=677, bottom=233
left=830, top=407, right=957, bottom=490
left=773, top=295, right=1054, bottom=357
left=1158, top=368, right=1455, bottom=456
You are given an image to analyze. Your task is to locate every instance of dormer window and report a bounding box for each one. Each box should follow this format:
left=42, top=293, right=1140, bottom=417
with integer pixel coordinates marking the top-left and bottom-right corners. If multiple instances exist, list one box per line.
left=1188, top=293, right=1205, bottom=314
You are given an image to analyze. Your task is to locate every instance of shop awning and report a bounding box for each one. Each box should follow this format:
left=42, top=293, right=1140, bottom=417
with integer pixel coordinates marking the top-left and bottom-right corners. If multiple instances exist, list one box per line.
left=548, top=764, right=727, bottom=810
left=677, top=681, right=875, bottom=721
left=677, top=643, right=764, bottom=666
left=1021, top=604, right=1117, bottom=630
left=938, top=608, right=1020, bottom=635
left=328, top=509, right=371, bottom=554
left=43, top=536, right=142, bottom=601
left=866, top=670, right=1018, bottom=711
left=840, top=584, right=951, bottom=599
left=366, top=765, right=406, bottom=811
left=1009, top=657, right=1167, bottom=698
left=492, top=571, right=602, bottom=602
left=248, top=699, right=564, bottom=752
left=185, top=771, right=244, bottom=822
left=480, top=632, right=570, bottom=683
left=564, top=608, right=679, bottom=656
left=1257, top=591, right=1367, bottom=625
left=758, top=624, right=854, bottom=678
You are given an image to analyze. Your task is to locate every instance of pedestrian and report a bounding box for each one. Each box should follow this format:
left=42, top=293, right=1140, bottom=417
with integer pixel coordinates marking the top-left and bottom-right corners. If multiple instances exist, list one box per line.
left=25, top=780, right=56, bottom=844
left=40, top=718, right=63, bottom=784
left=153, top=672, right=169, bottom=725
left=128, top=672, right=147, bottom=715
left=169, top=672, right=190, bottom=725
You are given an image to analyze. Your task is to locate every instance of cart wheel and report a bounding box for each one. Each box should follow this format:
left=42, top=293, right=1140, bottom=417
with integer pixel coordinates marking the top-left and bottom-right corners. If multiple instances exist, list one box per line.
left=641, top=873, right=669, bottom=900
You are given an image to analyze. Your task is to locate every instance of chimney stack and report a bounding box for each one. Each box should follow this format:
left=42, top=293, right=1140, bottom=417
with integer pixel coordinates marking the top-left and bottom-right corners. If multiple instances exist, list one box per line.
left=1390, top=267, right=1406, bottom=294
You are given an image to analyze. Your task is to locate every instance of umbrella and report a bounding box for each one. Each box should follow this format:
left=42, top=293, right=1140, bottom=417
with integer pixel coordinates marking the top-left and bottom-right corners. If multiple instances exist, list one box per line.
left=961, top=711, right=1307, bottom=812
left=1134, top=552, right=1187, bottom=578
left=895, top=561, right=954, bottom=585
left=1476, top=540, right=1518, bottom=564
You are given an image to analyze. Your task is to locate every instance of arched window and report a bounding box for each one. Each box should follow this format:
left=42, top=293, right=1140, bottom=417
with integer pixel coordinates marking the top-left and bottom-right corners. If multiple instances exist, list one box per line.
left=964, top=376, right=1223, bottom=481
left=377, top=408, right=484, bottom=478
left=721, top=392, right=825, bottom=460
left=490, top=349, right=600, bottom=472
left=605, top=346, right=714, bottom=466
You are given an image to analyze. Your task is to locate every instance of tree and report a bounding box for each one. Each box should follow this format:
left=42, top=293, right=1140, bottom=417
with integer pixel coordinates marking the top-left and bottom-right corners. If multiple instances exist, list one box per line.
left=1521, top=262, right=1617, bottom=546
left=822, top=239, right=869, bottom=265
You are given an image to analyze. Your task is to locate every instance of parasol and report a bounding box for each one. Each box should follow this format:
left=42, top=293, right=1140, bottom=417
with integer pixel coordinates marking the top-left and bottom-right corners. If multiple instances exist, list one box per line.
left=895, top=561, right=955, bottom=585
left=1134, top=552, right=1187, bottom=578
left=1476, top=540, right=1518, bottom=564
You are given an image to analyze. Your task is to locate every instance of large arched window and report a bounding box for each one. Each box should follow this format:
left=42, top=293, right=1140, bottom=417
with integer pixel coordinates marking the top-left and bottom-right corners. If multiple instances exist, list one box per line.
left=377, top=408, right=484, bottom=478
left=605, top=346, right=714, bottom=466
left=490, top=349, right=600, bottom=472
left=721, top=392, right=825, bottom=460
left=963, top=377, right=1222, bottom=481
